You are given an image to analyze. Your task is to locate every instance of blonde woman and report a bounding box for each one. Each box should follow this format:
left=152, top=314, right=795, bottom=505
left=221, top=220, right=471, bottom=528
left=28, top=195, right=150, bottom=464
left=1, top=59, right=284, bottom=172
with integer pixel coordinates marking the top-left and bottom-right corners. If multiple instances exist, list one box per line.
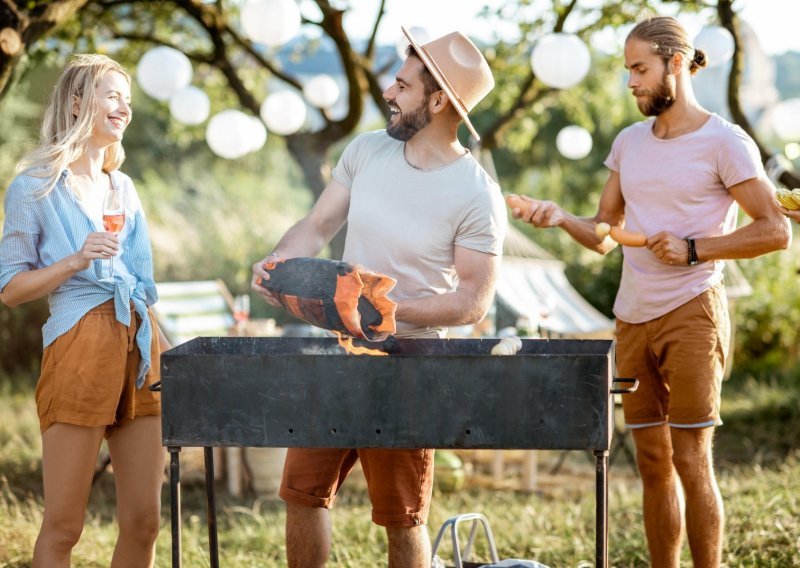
left=0, top=55, right=165, bottom=567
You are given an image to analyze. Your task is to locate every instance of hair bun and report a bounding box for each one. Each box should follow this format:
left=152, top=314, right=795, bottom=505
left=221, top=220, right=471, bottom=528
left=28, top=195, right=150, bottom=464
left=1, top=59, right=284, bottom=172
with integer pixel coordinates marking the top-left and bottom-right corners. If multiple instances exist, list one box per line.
left=692, top=49, right=708, bottom=69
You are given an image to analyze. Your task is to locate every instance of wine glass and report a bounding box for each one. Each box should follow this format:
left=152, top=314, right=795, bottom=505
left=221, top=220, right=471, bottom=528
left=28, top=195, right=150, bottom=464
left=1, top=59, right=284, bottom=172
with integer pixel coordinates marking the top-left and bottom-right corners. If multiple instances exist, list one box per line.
left=99, top=187, right=125, bottom=281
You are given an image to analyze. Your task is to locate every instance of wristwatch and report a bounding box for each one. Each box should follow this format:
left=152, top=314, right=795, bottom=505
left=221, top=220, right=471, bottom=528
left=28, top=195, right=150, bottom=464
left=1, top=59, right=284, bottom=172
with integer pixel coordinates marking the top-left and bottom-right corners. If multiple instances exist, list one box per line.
left=686, top=238, right=698, bottom=266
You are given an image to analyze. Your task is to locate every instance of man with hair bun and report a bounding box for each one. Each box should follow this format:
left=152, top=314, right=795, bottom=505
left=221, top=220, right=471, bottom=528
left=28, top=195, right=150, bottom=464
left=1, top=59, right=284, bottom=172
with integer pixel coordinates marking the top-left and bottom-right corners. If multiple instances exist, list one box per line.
left=510, top=15, right=790, bottom=567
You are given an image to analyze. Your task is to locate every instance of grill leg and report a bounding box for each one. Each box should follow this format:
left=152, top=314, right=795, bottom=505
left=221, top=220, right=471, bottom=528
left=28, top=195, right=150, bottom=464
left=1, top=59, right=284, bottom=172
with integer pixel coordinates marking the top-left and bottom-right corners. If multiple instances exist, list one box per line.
left=204, top=447, right=220, bottom=568
left=169, top=447, right=182, bottom=568
left=594, top=450, right=609, bottom=568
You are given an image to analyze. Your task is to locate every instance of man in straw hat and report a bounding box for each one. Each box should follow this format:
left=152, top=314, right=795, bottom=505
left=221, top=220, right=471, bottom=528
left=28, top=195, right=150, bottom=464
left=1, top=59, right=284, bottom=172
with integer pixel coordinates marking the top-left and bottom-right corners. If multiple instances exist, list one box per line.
left=252, top=27, right=505, bottom=567
left=509, top=16, right=790, bottom=567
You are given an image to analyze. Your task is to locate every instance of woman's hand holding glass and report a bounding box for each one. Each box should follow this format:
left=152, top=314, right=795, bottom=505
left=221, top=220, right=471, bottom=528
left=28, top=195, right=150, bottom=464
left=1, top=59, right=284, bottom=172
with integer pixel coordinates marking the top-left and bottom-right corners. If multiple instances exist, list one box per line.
left=96, top=187, right=125, bottom=281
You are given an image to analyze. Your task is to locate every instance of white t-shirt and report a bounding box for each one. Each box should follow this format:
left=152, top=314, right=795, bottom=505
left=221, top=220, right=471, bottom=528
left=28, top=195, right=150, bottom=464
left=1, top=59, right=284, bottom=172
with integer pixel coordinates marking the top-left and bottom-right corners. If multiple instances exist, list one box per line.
left=604, top=113, right=764, bottom=324
left=333, top=130, right=507, bottom=336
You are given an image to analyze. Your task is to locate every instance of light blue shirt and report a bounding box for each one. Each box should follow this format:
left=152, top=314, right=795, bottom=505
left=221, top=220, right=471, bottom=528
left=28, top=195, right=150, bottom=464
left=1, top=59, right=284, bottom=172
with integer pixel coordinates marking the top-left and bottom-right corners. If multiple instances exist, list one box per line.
left=0, top=169, right=158, bottom=388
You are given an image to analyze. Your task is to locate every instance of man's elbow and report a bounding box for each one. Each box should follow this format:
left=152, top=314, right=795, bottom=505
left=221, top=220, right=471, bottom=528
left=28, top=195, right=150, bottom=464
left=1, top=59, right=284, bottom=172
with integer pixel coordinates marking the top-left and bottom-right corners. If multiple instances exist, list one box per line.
left=771, top=216, right=792, bottom=251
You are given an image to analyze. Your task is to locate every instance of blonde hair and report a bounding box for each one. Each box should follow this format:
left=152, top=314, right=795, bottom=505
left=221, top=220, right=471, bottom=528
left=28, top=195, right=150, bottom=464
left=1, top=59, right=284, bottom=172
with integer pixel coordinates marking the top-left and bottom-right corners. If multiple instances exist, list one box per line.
left=627, top=16, right=708, bottom=75
left=17, top=54, right=130, bottom=197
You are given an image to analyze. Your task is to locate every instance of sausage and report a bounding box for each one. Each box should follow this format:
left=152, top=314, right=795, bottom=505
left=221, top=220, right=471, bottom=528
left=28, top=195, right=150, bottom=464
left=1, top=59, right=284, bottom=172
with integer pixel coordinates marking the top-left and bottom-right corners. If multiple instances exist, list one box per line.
left=505, top=194, right=530, bottom=215
left=595, top=222, right=647, bottom=247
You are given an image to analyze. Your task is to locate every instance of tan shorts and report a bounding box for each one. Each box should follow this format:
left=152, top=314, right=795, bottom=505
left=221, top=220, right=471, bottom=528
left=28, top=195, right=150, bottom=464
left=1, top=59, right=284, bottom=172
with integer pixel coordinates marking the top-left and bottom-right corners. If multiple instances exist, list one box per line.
left=280, top=447, right=435, bottom=527
left=616, top=285, right=729, bottom=429
left=36, top=300, right=161, bottom=437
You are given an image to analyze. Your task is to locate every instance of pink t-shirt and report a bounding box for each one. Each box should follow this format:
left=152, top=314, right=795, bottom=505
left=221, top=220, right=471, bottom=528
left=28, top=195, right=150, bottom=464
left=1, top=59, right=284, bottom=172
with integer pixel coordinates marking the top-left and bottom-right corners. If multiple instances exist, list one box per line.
left=604, top=114, right=763, bottom=324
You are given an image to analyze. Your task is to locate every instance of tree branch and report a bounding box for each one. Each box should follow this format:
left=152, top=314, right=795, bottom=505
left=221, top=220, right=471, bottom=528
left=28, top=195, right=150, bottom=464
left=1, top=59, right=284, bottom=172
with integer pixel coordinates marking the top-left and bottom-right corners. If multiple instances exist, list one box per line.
left=718, top=0, right=800, bottom=187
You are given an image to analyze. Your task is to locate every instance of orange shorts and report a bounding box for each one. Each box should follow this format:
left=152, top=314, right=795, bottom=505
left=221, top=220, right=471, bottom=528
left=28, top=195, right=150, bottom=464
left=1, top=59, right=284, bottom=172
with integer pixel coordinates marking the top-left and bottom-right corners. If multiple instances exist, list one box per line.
left=616, top=285, right=729, bottom=429
left=35, top=300, right=161, bottom=436
left=280, top=447, right=435, bottom=527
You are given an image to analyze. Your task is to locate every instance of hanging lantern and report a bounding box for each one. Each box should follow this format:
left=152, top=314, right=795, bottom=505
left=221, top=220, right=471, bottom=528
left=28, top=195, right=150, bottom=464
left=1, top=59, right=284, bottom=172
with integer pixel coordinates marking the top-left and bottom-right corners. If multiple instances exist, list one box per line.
left=693, top=26, right=734, bottom=68
left=169, top=86, right=210, bottom=125
left=260, top=91, right=307, bottom=135
left=136, top=46, right=193, bottom=101
left=246, top=116, right=268, bottom=153
left=771, top=98, right=800, bottom=142
left=556, top=125, right=593, bottom=160
left=205, top=110, right=253, bottom=160
left=530, top=33, right=591, bottom=89
left=303, top=74, right=340, bottom=109
left=240, top=0, right=301, bottom=47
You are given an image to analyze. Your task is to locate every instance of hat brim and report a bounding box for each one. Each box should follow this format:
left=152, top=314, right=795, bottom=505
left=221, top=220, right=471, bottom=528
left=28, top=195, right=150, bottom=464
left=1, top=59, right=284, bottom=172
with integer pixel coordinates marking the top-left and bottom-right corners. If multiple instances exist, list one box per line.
left=401, top=26, right=481, bottom=142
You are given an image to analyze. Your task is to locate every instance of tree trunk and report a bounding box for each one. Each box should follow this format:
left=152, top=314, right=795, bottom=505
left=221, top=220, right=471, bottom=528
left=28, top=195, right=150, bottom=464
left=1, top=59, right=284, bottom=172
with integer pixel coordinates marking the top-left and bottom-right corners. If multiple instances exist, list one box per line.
left=718, top=0, right=800, bottom=188
left=0, top=0, right=91, bottom=101
left=285, top=132, right=346, bottom=260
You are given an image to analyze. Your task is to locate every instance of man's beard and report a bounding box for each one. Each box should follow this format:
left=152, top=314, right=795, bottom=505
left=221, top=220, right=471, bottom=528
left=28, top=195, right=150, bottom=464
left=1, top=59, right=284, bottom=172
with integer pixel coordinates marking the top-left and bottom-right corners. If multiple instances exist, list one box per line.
left=386, top=98, right=432, bottom=141
left=635, top=71, right=676, bottom=116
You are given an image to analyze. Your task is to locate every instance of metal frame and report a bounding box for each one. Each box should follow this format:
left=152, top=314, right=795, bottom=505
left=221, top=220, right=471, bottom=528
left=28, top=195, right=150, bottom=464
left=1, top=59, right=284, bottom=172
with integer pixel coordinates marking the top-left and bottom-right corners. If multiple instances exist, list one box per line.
left=157, top=337, right=637, bottom=568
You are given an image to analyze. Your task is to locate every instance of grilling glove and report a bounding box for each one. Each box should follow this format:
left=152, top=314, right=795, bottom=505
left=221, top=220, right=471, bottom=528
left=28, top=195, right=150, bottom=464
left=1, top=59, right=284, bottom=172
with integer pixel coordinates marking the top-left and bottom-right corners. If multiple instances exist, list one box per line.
left=260, top=257, right=397, bottom=341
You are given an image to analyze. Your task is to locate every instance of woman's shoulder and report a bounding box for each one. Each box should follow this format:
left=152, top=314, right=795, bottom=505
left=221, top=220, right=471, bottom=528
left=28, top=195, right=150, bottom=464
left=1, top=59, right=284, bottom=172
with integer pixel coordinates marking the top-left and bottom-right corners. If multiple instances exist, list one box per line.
left=5, top=171, right=55, bottom=200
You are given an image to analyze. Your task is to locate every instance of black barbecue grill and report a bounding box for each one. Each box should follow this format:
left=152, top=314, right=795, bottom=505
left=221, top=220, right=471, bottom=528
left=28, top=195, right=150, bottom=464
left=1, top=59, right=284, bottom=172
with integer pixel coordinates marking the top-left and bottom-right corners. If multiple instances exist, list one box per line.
left=159, top=336, right=636, bottom=567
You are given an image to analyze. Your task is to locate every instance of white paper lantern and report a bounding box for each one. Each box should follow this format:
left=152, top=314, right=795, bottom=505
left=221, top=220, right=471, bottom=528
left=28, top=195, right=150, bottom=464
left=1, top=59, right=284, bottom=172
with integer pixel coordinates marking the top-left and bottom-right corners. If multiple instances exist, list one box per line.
left=169, top=86, right=210, bottom=125
left=136, top=46, right=193, bottom=101
left=246, top=116, right=268, bottom=153
left=260, top=91, right=307, bottom=135
left=556, top=125, right=593, bottom=160
left=396, top=26, right=431, bottom=60
left=205, top=109, right=254, bottom=160
left=693, top=26, right=734, bottom=68
left=786, top=142, right=800, bottom=161
left=771, top=98, right=800, bottom=142
left=530, top=33, right=591, bottom=89
left=303, top=74, right=340, bottom=108
left=240, top=0, right=301, bottom=47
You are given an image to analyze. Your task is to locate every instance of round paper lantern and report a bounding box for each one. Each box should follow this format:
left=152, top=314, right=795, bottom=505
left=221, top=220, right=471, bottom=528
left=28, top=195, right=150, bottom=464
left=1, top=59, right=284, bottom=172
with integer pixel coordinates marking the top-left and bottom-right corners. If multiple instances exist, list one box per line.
left=136, top=46, right=193, bottom=101
left=206, top=110, right=253, bottom=160
left=556, top=125, right=593, bottom=160
left=169, top=86, right=210, bottom=125
left=693, top=26, right=734, bottom=68
left=771, top=98, right=800, bottom=142
left=240, top=0, right=301, bottom=47
left=303, top=74, right=340, bottom=108
left=260, top=91, right=307, bottom=135
left=396, top=26, right=431, bottom=60
left=786, top=142, right=800, bottom=161
left=246, top=116, right=268, bottom=153
left=530, top=33, right=591, bottom=89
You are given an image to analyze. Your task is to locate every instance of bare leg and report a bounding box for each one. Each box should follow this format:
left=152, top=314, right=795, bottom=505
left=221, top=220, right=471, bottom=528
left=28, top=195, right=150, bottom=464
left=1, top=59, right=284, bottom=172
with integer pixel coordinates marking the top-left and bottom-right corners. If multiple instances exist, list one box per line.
left=386, top=525, right=431, bottom=568
left=671, top=427, right=723, bottom=568
left=286, top=502, right=331, bottom=568
left=632, top=424, right=682, bottom=568
left=107, top=416, right=164, bottom=568
left=33, top=423, right=106, bottom=568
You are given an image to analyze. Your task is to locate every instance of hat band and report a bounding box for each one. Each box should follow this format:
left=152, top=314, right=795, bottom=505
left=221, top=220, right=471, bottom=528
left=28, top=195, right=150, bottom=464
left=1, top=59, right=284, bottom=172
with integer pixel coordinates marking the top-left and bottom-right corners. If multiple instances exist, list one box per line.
left=420, top=46, right=470, bottom=114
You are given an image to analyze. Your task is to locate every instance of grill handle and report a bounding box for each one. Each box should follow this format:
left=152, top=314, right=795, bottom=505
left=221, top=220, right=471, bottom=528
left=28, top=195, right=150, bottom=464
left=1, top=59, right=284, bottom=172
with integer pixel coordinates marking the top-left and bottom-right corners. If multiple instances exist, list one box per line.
left=611, top=377, right=638, bottom=394
left=149, top=380, right=162, bottom=392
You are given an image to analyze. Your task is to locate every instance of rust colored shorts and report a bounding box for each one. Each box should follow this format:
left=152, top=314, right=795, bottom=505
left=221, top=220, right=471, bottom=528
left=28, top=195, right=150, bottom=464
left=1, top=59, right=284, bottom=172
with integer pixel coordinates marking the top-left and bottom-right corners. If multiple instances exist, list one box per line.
left=280, top=447, right=435, bottom=527
left=616, top=285, right=729, bottom=429
left=35, top=300, right=161, bottom=437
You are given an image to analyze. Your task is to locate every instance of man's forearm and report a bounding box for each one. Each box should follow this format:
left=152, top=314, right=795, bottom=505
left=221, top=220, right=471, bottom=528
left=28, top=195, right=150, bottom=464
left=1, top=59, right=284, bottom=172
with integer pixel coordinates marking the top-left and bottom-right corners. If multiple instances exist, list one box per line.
left=695, top=216, right=791, bottom=261
left=395, top=287, right=493, bottom=328
left=271, top=218, right=337, bottom=259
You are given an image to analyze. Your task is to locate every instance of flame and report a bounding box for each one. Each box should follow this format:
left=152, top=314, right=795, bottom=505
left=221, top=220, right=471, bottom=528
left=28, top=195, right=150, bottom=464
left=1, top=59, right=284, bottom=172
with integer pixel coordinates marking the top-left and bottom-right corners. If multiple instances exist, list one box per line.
left=334, top=331, right=388, bottom=356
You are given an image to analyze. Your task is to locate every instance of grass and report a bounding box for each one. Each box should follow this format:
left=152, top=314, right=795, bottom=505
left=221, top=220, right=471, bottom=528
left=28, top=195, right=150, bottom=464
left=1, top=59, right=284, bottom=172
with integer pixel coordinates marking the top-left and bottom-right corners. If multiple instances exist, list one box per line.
left=1, top=375, right=799, bottom=567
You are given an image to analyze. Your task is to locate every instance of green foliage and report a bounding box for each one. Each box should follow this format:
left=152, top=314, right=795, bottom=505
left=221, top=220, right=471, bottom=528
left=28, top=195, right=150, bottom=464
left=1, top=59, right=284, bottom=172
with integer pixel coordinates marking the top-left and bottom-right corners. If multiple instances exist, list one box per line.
left=731, top=236, right=800, bottom=377
left=0, top=300, right=48, bottom=381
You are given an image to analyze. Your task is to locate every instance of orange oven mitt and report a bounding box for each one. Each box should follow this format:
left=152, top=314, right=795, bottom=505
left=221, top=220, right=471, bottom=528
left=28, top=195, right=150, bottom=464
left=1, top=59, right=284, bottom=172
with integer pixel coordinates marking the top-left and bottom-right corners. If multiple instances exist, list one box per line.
left=260, top=257, right=397, bottom=341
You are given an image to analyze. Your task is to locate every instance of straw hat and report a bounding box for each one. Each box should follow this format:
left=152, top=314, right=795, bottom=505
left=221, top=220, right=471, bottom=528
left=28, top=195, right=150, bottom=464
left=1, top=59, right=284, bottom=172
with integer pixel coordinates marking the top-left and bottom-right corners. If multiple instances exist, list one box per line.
left=401, top=27, right=494, bottom=141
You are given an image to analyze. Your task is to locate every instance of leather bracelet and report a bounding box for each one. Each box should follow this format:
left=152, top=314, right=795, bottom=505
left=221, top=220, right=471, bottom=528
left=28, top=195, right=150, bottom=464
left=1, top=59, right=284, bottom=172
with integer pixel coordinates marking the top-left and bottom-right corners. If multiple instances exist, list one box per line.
left=686, top=238, right=698, bottom=266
